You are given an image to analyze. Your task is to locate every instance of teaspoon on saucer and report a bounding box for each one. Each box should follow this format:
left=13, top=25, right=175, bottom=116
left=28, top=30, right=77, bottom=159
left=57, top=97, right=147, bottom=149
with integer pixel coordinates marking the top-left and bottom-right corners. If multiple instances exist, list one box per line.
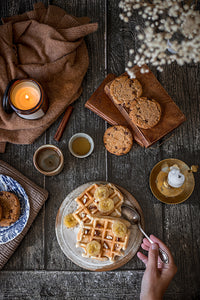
left=121, top=204, right=169, bottom=264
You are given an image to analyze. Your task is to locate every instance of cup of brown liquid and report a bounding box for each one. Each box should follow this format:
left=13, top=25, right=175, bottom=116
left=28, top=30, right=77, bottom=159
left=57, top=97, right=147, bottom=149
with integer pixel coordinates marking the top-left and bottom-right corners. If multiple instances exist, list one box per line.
left=68, top=133, right=94, bottom=158
left=33, top=144, right=64, bottom=176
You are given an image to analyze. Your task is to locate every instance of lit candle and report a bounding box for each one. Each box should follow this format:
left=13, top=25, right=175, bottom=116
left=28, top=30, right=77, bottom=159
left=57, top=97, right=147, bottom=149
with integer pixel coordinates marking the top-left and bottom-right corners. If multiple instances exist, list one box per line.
left=9, top=79, right=48, bottom=120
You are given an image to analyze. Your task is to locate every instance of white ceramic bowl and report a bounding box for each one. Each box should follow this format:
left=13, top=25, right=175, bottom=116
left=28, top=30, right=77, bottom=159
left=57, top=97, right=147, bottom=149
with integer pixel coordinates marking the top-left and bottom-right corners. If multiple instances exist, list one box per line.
left=68, top=133, right=94, bottom=158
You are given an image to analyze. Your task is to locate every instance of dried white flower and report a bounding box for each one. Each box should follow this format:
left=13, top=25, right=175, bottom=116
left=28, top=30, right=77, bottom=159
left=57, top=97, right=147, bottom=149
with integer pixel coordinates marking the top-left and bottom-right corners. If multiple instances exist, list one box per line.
left=119, top=0, right=200, bottom=73
left=138, top=34, right=144, bottom=40
left=127, top=61, right=133, bottom=67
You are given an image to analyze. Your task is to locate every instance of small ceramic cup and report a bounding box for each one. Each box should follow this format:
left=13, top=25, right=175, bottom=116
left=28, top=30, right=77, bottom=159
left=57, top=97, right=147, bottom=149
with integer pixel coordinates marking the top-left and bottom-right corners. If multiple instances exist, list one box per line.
left=33, top=144, right=64, bottom=176
left=68, top=133, right=94, bottom=158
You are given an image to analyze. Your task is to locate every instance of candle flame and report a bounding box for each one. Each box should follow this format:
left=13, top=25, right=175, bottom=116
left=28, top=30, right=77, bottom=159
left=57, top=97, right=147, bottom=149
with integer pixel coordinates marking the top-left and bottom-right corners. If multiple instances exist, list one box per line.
left=25, top=94, right=29, bottom=100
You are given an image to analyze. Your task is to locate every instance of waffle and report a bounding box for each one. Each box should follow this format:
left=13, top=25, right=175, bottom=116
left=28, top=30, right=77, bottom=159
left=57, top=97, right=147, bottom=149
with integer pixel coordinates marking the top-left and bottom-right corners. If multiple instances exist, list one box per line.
left=73, top=183, right=124, bottom=224
left=76, top=216, right=131, bottom=261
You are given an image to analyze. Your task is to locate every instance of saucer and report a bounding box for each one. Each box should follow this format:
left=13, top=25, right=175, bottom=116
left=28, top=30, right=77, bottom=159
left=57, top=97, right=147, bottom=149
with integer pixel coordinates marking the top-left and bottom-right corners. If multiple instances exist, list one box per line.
left=149, top=159, right=195, bottom=204
left=0, top=175, right=30, bottom=244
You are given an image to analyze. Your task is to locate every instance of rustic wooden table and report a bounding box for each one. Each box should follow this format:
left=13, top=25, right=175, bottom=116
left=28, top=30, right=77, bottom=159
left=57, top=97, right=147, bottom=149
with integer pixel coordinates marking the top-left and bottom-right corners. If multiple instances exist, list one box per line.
left=0, top=1, right=200, bottom=299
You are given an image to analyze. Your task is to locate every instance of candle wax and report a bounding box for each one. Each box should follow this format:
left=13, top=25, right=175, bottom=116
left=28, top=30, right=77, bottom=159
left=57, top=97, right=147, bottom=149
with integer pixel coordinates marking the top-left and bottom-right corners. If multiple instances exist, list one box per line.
left=10, top=81, right=41, bottom=110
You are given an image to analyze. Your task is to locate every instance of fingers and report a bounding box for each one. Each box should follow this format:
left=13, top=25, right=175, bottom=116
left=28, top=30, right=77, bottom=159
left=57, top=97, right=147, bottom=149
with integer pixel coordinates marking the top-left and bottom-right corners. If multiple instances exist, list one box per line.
left=157, top=261, right=164, bottom=270
left=137, top=251, right=148, bottom=266
left=146, top=243, right=159, bottom=270
left=141, top=243, right=149, bottom=251
left=149, top=235, right=178, bottom=276
left=149, top=235, right=175, bottom=265
left=142, top=235, right=175, bottom=265
left=138, top=250, right=163, bottom=270
left=143, top=238, right=151, bottom=248
left=140, top=235, right=177, bottom=276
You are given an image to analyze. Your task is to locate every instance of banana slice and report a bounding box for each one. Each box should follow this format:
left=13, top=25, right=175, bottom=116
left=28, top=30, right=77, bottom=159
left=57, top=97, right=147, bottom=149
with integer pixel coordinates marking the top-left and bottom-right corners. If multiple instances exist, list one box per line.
left=86, top=240, right=101, bottom=256
left=112, top=221, right=127, bottom=238
left=97, top=198, right=114, bottom=214
left=94, top=186, right=110, bottom=201
left=63, top=213, right=78, bottom=228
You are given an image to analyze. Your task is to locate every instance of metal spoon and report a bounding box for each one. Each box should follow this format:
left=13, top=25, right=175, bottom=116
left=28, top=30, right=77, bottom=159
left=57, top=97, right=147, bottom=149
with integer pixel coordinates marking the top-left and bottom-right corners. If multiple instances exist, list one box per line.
left=121, top=204, right=169, bottom=264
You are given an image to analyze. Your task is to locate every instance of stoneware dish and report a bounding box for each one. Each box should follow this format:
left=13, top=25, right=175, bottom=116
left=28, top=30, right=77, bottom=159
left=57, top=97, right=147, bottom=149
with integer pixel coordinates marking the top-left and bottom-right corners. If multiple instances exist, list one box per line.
left=55, top=181, right=144, bottom=272
left=33, top=144, right=64, bottom=176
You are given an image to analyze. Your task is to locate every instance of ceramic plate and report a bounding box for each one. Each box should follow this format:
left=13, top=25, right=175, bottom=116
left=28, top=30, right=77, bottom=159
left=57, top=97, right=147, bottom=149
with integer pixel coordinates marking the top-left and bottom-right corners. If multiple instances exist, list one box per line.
left=0, top=175, right=30, bottom=244
left=55, top=181, right=144, bottom=271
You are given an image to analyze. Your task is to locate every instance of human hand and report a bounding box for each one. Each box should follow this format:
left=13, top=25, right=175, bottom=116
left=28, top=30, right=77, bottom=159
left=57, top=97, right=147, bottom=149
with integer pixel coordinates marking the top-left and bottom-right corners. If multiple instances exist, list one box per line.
left=137, top=235, right=177, bottom=300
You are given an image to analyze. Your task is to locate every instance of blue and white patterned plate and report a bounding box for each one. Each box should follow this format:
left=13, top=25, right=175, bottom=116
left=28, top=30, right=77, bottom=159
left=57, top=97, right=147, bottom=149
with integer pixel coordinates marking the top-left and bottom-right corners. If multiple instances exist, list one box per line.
left=0, top=175, right=30, bottom=244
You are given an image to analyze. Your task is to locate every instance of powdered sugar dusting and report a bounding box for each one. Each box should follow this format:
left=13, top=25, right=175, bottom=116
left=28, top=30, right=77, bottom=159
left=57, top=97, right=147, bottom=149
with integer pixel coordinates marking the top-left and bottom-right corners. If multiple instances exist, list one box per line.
left=56, top=181, right=143, bottom=270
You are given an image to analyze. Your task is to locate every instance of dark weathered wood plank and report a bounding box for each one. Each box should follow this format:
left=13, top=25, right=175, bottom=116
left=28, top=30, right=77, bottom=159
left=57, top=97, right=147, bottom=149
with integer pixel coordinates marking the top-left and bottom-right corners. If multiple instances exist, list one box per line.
left=0, top=270, right=198, bottom=300
left=158, top=63, right=200, bottom=298
left=0, top=0, right=50, bottom=22
left=44, top=0, right=106, bottom=270
left=107, top=0, right=163, bottom=271
left=0, top=0, right=199, bottom=299
left=0, top=271, right=142, bottom=300
left=0, top=0, right=48, bottom=271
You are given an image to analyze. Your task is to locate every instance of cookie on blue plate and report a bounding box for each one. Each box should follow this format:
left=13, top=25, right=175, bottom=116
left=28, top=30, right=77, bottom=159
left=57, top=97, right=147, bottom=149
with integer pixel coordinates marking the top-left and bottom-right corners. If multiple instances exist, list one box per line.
left=0, top=191, right=20, bottom=227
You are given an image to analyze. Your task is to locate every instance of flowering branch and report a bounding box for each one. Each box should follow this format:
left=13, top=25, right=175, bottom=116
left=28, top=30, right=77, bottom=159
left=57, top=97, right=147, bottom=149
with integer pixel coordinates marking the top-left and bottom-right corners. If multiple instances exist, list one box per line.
left=119, top=0, right=200, bottom=77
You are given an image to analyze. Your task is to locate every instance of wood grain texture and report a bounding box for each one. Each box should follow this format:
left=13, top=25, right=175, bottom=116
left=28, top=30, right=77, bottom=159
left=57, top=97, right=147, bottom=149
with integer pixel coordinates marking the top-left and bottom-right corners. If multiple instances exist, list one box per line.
left=0, top=0, right=47, bottom=272
left=0, top=270, right=197, bottom=300
left=157, top=63, right=200, bottom=299
left=107, top=0, right=163, bottom=271
left=0, top=0, right=199, bottom=299
left=45, top=0, right=106, bottom=271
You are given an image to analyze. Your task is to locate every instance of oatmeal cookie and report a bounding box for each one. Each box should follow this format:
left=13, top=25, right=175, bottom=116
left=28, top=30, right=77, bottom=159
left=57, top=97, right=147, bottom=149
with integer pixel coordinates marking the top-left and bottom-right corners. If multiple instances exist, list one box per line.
left=103, top=125, right=133, bottom=156
left=0, top=191, right=20, bottom=227
left=129, top=97, right=161, bottom=129
left=110, top=74, right=142, bottom=107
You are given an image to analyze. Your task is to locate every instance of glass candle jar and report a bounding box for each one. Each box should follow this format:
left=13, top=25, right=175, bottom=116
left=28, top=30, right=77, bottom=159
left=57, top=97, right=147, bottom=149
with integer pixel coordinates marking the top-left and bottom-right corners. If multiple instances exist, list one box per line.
left=8, top=79, right=48, bottom=120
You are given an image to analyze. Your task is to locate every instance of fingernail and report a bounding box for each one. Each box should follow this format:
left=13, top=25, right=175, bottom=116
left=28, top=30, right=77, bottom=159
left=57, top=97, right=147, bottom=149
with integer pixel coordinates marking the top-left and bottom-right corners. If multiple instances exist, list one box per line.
left=151, top=243, right=158, bottom=250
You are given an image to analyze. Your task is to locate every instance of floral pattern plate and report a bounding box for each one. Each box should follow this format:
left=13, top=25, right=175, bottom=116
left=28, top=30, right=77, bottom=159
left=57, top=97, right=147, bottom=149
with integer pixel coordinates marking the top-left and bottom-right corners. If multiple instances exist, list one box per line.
left=0, top=175, right=30, bottom=244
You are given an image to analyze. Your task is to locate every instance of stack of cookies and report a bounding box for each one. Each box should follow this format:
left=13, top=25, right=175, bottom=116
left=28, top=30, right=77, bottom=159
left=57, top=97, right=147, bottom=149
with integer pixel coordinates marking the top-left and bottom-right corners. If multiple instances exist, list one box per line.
left=108, top=74, right=162, bottom=130
left=102, top=74, right=162, bottom=156
left=105, top=74, right=161, bottom=129
left=64, top=183, right=131, bottom=261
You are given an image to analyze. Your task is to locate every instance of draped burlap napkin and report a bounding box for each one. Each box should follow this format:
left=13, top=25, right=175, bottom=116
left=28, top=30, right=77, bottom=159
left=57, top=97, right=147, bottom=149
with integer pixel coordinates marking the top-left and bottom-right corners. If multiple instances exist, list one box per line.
left=0, top=160, right=48, bottom=270
left=0, top=2, right=98, bottom=152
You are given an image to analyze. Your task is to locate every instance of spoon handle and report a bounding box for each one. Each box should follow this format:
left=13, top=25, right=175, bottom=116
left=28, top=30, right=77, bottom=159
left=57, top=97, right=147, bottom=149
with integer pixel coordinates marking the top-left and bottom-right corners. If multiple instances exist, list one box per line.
left=138, top=223, right=169, bottom=264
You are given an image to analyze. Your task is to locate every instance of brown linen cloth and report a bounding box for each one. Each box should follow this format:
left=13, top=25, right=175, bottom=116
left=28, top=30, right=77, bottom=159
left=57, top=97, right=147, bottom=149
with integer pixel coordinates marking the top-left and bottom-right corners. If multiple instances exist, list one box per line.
left=0, top=160, right=48, bottom=270
left=0, top=2, right=98, bottom=151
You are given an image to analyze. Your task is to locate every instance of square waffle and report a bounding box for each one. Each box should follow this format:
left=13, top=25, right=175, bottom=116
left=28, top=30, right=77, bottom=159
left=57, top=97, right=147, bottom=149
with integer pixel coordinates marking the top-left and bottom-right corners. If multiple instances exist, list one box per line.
left=76, top=216, right=131, bottom=261
left=73, top=183, right=124, bottom=224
